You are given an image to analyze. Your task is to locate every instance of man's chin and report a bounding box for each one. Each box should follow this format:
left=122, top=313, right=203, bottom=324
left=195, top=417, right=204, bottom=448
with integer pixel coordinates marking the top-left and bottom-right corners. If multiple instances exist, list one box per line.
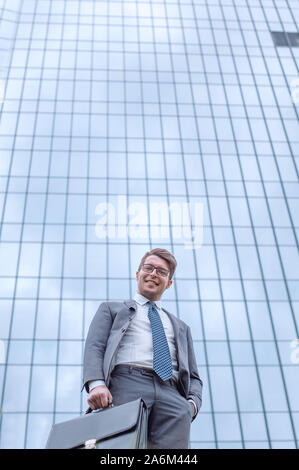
left=140, top=286, right=160, bottom=299
left=143, top=280, right=159, bottom=289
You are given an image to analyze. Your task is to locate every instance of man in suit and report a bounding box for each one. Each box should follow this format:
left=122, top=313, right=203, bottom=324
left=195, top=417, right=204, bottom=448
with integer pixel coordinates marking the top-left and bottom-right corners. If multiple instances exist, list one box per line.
left=82, top=247, right=203, bottom=449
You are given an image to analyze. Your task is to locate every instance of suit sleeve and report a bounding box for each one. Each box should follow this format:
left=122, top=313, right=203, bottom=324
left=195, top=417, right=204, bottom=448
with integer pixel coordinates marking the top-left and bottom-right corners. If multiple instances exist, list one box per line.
left=186, top=325, right=203, bottom=419
left=82, top=302, right=113, bottom=393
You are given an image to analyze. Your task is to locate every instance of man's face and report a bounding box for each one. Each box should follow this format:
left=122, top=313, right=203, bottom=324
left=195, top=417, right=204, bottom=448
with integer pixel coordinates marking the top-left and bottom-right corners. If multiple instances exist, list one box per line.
left=136, top=254, right=172, bottom=301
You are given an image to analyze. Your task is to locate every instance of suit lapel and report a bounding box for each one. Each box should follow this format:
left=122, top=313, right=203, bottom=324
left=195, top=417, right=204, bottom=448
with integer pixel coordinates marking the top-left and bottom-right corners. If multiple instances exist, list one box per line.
left=122, top=300, right=182, bottom=340
left=117, top=299, right=137, bottom=326
left=124, top=299, right=137, bottom=314
left=161, top=307, right=183, bottom=363
left=121, top=300, right=182, bottom=340
left=162, top=307, right=182, bottom=338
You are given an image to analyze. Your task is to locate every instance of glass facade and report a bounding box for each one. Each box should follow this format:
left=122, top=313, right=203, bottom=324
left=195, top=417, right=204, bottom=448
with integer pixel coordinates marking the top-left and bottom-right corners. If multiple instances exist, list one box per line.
left=0, top=0, right=298, bottom=449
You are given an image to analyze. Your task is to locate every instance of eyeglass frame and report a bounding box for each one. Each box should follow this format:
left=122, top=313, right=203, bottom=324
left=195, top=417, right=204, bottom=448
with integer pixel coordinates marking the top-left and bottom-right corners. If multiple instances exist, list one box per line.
left=140, top=263, right=170, bottom=278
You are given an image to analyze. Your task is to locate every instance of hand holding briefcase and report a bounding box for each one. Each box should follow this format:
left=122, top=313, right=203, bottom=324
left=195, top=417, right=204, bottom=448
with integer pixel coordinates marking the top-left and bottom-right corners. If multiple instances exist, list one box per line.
left=45, top=398, right=147, bottom=449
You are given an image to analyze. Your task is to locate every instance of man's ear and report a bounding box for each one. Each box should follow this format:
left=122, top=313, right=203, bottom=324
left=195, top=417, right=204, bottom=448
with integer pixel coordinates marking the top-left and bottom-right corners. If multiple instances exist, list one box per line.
left=165, top=279, right=172, bottom=290
left=136, top=271, right=139, bottom=281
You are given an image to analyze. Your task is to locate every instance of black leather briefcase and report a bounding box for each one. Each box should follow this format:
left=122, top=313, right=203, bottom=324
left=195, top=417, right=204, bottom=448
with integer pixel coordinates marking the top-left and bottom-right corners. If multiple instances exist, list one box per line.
left=45, top=398, right=147, bottom=449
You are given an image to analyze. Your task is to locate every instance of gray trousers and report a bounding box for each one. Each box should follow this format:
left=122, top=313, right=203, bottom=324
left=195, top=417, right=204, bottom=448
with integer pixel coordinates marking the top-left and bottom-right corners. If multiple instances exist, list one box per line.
left=108, top=364, right=193, bottom=449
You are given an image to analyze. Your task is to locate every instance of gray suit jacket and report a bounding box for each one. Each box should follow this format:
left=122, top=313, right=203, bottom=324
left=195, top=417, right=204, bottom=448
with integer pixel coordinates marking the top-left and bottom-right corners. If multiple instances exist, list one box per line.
left=82, top=299, right=203, bottom=419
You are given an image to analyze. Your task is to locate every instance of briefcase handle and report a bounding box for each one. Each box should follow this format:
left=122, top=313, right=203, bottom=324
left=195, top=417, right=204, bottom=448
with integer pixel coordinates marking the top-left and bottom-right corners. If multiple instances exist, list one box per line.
left=85, top=402, right=114, bottom=415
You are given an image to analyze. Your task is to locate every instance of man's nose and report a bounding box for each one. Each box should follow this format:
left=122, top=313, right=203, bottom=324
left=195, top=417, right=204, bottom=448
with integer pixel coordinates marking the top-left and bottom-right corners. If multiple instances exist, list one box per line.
left=150, top=269, right=159, bottom=276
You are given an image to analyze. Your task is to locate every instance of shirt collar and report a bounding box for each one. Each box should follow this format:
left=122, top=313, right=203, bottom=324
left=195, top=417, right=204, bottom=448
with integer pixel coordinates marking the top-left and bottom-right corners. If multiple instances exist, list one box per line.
left=134, top=292, right=161, bottom=310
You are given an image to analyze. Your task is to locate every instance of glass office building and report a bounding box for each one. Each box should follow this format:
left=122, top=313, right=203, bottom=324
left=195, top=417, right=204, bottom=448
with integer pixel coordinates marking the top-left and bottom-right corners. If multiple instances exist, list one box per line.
left=0, top=0, right=298, bottom=449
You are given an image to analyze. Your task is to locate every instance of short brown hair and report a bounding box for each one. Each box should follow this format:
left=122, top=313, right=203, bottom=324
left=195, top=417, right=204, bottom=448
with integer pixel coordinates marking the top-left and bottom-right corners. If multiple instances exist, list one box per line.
left=138, top=248, right=177, bottom=280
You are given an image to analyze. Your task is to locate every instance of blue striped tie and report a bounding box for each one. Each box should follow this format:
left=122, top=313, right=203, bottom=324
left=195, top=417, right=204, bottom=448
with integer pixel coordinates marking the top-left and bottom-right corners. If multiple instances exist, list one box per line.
left=147, top=301, right=173, bottom=381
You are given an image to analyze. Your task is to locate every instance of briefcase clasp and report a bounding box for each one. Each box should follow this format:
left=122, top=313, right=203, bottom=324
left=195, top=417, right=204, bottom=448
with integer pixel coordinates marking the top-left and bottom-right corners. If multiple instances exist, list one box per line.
left=84, top=439, right=97, bottom=449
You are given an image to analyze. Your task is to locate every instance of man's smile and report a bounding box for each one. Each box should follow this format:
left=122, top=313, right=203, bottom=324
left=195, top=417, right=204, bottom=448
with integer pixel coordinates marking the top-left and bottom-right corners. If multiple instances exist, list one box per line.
left=145, top=280, right=159, bottom=286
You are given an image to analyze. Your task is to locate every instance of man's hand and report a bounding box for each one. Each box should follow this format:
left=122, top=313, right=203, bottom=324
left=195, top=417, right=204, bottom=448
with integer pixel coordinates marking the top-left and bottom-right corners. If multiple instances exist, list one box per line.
left=189, top=401, right=196, bottom=418
left=88, top=385, right=113, bottom=410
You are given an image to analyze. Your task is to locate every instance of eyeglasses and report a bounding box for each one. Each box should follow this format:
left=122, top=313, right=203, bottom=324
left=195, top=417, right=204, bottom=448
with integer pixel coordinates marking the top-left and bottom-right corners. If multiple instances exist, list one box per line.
left=141, top=264, right=170, bottom=278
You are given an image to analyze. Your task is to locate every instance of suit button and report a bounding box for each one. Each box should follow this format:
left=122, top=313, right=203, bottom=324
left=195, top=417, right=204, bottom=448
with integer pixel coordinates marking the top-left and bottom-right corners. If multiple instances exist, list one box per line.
left=121, top=328, right=126, bottom=333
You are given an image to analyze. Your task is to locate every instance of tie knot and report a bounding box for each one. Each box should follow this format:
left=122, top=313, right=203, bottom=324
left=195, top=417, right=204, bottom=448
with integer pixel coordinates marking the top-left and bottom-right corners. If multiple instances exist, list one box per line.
left=148, top=301, right=157, bottom=310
